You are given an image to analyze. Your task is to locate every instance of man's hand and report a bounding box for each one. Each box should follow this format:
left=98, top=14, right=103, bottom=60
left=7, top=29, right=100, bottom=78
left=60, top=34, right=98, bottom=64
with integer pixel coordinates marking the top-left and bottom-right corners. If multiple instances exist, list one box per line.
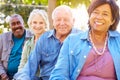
left=1, top=73, right=9, bottom=80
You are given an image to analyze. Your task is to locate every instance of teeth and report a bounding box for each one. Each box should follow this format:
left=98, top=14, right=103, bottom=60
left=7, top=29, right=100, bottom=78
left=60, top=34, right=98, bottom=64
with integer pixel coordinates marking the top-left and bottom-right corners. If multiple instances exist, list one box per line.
left=95, top=22, right=103, bottom=25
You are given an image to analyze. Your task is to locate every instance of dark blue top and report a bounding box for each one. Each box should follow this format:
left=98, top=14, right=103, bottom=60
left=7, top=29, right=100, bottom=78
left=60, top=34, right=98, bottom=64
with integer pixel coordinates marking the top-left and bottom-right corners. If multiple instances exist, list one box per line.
left=7, top=32, right=25, bottom=77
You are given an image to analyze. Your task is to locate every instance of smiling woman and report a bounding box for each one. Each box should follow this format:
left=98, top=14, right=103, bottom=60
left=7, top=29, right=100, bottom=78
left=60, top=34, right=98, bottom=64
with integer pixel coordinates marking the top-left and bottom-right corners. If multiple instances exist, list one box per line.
left=49, top=0, right=120, bottom=80
left=14, top=9, right=49, bottom=80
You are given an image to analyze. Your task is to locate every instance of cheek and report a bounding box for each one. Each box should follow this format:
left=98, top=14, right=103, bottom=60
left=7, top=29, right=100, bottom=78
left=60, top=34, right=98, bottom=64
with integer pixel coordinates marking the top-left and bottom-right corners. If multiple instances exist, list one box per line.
left=41, top=24, right=46, bottom=28
left=31, top=26, right=36, bottom=32
left=53, top=21, right=57, bottom=26
left=89, top=17, right=94, bottom=26
left=31, top=23, right=36, bottom=27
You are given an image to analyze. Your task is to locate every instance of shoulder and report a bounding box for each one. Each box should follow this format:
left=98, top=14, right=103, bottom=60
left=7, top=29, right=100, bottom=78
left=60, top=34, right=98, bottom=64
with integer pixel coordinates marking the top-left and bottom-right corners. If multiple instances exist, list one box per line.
left=64, top=31, right=88, bottom=46
left=25, top=29, right=33, bottom=38
left=0, top=31, right=12, bottom=39
left=36, top=30, right=54, bottom=45
left=68, top=31, right=86, bottom=41
left=25, top=36, right=34, bottom=46
left=109, top=30, right=120, bottom=38
left=71, top=28, right=82, bottom=34
left=40, top=30, right=54, bottom=38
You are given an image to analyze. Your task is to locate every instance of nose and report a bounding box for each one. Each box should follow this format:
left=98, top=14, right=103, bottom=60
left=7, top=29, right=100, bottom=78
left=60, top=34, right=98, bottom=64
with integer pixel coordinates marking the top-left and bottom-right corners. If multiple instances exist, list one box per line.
left=36, top=23, right=41, bottom=28
left=60, top=19, right=65, bottom=25
left=96, top=13, right=103, bottom=19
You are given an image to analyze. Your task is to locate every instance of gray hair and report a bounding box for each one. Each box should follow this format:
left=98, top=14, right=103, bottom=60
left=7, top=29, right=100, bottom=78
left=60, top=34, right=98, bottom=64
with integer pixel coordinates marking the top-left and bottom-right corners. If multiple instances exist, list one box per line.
left=52, top=5, right=73, bottom=20
left=9, top=14, right=24, bottom=26
left=27, top=9, right=49, bottom=30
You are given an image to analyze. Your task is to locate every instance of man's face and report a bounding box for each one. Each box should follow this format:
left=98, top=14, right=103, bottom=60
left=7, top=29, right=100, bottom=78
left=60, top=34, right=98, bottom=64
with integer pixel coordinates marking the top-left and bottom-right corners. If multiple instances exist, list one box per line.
left=53, top=8, right=74, bottom=36
left=10, top=17, right=25, bottom=38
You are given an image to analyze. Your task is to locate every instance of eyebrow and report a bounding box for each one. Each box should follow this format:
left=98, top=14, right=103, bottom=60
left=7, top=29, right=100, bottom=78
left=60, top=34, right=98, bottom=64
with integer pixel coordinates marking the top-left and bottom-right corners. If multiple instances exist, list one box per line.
left=94, top=9, right=111, bottom=14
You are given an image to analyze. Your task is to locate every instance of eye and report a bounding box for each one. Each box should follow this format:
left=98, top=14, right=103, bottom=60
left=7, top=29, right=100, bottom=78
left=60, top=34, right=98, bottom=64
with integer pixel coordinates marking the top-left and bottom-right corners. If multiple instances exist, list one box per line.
left=33, top=21, right=37, bottom=24
left=56, top=19, right=61, bottom=21
left=17, top=21, right=21, bottom=25
left=92, top=11, right=99, bottom=14
left=39, top=22, right=44, bottom=24
left=11, top=22, right=16, bottom=26
left=103, top=13, right=109, bottom=16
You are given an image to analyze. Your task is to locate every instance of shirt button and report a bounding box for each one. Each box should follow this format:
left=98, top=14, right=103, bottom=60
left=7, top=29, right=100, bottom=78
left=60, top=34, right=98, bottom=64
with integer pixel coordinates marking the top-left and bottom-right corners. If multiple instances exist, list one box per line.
left=77, top=69, right=80, bottom=73
left=89, top=45, right=91, bottom=48
left=46, top=54, right=49, bottom=56
left=84, top=55, right=86, bottom=58
left=70, top=50, right=73, bottom=54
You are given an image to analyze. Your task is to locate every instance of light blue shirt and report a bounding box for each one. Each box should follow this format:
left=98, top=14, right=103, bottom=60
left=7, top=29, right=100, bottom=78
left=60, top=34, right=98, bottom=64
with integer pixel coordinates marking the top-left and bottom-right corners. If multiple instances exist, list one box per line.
left=49, top=30, right=120, bottom=80
left=14, top=28, right=80, bottom=80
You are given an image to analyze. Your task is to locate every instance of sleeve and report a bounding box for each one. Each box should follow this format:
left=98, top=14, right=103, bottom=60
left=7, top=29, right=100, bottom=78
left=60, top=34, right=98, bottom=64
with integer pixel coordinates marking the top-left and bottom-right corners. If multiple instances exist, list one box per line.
left=18, top=40, right=31, bottom=71
left=49, top=36, right=71, bottom=80
left=0, top=34, right=6, bottom=75
left=14, top=35, right=43, bottom=80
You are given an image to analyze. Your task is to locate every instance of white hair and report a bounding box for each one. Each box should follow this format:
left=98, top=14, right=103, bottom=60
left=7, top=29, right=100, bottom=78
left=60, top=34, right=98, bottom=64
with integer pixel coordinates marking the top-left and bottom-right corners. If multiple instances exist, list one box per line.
left=27, top=9, right=49, bottom=30
left=9, top=14, right=24, bottom=26
left=52, top=5, right=73, bottom=20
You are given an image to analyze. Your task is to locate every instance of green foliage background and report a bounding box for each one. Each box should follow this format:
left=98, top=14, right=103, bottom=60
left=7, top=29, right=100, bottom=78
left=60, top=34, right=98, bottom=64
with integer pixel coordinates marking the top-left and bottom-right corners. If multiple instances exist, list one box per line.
left=0, top=0, right=90, bottom=34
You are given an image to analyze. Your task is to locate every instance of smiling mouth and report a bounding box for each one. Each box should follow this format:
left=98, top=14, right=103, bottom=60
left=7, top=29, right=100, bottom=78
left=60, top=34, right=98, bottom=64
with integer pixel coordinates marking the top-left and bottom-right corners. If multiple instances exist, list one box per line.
left=95, top=21, right=104, bottom=26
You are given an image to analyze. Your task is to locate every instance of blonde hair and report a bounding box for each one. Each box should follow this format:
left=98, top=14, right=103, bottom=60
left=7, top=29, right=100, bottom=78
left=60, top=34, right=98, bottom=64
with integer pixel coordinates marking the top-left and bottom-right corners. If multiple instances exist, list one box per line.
left=27, top=9, right=49, bottom=30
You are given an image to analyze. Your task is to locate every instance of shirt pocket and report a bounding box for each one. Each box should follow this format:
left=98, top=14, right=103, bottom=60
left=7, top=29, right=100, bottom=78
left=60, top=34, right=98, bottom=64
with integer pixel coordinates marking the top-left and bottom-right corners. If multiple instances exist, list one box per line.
left=41, top=50, right=59, bottom=63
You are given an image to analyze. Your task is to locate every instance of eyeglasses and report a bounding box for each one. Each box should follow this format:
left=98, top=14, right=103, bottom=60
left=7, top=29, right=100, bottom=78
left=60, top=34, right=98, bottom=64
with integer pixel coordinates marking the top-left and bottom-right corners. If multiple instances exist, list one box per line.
left=11, top=21, right=21, bottom=26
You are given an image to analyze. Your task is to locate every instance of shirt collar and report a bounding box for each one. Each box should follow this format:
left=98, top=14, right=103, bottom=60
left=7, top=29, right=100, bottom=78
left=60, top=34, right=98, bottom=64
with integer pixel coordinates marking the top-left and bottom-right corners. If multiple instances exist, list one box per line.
left=47, top=29, right=55, bottom=38
left=108, top=30, right=120, bottom=37
left=47, top=28, right=79, bottom=38
left=79, top=30, right=120, bottom=41
left=8, top=29, right=33, bottom=41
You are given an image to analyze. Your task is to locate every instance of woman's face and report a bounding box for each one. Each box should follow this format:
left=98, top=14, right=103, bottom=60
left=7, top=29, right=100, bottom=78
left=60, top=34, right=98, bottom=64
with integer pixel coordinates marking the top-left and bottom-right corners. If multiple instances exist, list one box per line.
left=31, top=14, right=46, bottom=36
left=89, top=4, right=114, bottom=32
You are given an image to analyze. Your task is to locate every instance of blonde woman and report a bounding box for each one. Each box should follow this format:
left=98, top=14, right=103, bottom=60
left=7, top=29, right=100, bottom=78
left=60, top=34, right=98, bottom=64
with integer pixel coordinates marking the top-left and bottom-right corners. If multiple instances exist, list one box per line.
left=18, top=9, right=49, bottom=72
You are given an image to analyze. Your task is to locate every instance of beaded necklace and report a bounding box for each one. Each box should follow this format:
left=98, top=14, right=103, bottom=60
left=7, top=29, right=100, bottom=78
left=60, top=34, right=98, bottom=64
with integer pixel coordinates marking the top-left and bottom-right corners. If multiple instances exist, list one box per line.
left=89, top=31, right=108, bottom=55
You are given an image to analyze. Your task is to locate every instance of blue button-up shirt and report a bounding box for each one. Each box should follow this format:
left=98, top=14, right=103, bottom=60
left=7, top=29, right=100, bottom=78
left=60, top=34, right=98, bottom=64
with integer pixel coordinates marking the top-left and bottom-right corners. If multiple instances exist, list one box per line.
left=14, top=29, right=80, bottom=80
left=49, top=30, right=120, bottom=80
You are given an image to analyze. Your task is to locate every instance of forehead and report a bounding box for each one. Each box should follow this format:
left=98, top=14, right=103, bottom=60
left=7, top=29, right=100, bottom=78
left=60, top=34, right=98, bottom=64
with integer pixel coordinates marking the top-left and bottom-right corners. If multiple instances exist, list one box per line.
left=10, top=17, right=22, bottom=23
left=32, top=14, right=44, bottom=21
left=54, top=8, right=72, bottom=18
left=94, top=4, right=111, bottom=12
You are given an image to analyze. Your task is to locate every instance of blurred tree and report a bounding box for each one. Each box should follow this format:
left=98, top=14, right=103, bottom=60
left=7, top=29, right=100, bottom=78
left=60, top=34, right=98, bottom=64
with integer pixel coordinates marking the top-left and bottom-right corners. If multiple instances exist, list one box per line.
left=48, top=0, right=57, bottom=29
left=0, top=0, right=91, bottom=31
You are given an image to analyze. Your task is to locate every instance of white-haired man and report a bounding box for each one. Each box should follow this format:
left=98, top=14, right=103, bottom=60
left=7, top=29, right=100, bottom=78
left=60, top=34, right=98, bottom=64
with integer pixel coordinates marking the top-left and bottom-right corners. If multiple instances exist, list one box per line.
left=14, top=5, right=81, bottom=80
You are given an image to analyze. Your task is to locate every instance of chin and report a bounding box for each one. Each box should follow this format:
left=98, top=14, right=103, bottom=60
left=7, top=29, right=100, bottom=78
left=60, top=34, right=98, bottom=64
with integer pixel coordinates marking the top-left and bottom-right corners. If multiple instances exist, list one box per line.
left=15, top=35, right=23, bottom=38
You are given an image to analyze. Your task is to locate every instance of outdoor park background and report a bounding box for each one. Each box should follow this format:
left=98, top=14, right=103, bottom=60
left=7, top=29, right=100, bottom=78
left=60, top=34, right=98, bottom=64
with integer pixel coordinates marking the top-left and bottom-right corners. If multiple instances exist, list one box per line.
left=0, top=0, right=120, bottom=34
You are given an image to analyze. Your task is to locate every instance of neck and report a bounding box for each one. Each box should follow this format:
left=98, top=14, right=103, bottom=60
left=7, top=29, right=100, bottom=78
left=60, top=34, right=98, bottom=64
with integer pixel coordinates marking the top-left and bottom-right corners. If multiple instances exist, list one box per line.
left=90, top=30, right=107, bottom=44
left=56, top=33, right=68, bottom=42
left=34, top=30, right=45, bottom=43
left=89, top=30, right=108, bottom=55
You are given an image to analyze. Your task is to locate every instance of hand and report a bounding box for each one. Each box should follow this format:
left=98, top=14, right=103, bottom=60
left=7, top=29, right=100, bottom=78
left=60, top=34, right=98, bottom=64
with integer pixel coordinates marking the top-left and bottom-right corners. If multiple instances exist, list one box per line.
left=1, top=73, right=9, bottom=80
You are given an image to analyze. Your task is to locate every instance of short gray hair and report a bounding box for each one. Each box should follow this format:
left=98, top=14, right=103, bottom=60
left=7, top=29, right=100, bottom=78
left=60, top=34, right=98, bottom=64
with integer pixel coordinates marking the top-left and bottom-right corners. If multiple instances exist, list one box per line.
left=52, top=5, right=73, bottom=20
left=27, top=9, right=49, bottom=30
left=9, top=14, right=24, bottom=26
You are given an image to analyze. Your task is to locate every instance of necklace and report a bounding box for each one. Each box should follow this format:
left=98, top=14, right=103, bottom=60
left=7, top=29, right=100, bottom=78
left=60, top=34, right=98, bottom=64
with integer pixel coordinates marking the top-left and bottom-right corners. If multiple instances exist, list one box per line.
left=89, top=31, right=108, bottom=55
